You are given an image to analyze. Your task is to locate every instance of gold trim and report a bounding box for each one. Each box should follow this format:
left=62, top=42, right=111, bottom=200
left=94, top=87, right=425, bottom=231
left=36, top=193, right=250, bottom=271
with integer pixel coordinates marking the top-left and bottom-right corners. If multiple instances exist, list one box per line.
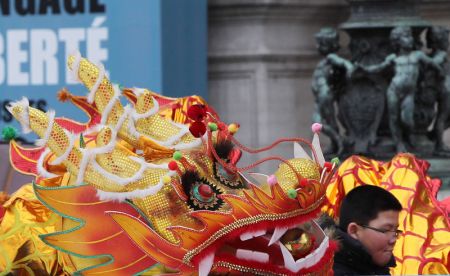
left=214, top=261, right=287, bottom=276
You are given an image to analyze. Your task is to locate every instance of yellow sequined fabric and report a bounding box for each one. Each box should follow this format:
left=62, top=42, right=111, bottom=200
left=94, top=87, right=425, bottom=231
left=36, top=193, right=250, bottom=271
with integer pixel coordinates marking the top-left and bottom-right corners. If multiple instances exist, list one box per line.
left=135, top=92, right=195, bottom=145
left=0, top=184, right=69, bottom=275
left=275, top=158, right=320, bottom=191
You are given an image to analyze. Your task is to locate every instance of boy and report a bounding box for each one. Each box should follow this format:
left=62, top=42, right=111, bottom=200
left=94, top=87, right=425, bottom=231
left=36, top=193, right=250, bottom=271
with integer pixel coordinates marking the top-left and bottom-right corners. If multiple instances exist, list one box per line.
left=333, top=185, right=402, bottom=275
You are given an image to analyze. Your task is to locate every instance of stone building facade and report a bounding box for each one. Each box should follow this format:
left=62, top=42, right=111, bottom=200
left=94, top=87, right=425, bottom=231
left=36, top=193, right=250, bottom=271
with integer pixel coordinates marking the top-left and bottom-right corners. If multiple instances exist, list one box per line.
left=207, top=0, right=450, bottom=182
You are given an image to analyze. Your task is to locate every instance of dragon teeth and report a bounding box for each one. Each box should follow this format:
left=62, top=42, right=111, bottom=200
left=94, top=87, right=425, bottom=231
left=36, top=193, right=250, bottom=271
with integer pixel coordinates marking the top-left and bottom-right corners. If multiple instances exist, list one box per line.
left=254, top=229, right=266, bottom=237
left=279, top=241, right=298, bottom=272
left=236, top=249, right=269, bottom=263
left=198, top=253, right=215, bottom=276
left=268, top=227, right=288, bottom=246
left=240, top=232, right=253, bottom=241
left=278, top=236, right=330, bottom=273
left=240, top=229, right=267, bottom=241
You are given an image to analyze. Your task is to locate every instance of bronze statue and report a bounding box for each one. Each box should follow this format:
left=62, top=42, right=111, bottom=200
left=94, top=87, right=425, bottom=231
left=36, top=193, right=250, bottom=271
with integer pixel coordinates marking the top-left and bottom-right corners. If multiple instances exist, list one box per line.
left=309, top=0, right=450, bottom=185
left=425, top=26, right=450, bottom=155
left=312, top=28, right=354, bottom=154
left=358, top=26, right=442, bottom=152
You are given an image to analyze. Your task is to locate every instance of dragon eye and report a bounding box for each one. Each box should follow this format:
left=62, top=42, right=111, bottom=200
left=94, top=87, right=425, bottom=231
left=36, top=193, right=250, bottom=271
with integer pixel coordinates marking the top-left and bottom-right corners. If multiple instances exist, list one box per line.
left=193, top=183, right=214, bottom=203
left=188, top=180, right=223, bottom=210
left=182, top=171, right=224, bottom=211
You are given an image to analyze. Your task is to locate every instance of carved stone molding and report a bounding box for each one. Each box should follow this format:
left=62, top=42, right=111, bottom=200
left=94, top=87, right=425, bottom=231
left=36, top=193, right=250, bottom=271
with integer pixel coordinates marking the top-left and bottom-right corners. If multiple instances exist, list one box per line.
left=208, top=0, right=349, bottom=60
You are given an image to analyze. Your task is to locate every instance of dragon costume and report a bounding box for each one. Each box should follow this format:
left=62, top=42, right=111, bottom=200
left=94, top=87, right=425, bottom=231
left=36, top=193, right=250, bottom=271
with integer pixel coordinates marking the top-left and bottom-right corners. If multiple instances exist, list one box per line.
left=0, top=54, right=449, bottom=275
left=1, top=54, right=337, bottom=275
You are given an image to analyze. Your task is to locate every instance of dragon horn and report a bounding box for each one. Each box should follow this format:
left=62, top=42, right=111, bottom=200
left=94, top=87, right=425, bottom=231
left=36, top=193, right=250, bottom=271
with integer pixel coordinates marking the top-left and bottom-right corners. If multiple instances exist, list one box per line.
left=67, top=53, right=144, bottom=148
left=7, top=98, right=82, bottom=169
left=67, top=52, right=115, bottom=109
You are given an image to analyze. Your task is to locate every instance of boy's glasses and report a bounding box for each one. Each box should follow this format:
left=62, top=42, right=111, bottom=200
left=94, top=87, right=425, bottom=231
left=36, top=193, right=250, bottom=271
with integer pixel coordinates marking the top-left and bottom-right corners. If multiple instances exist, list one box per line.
left=359, top=224, right=402, bottom=238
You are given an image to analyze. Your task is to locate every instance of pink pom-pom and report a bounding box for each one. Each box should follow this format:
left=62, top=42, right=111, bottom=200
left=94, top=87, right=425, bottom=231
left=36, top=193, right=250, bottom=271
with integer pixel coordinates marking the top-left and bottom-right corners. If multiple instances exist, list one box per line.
left=311, top=123, right=322, bottom=134
left=267, top=175, right=277, bottom=186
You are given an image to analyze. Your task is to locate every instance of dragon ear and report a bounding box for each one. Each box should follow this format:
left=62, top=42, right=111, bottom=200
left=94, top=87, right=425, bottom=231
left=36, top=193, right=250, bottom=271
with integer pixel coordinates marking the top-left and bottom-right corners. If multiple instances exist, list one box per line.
left=312, top=133, right=325, bottom=167
left=294, top=142, right=312, bottom=160
left=311, top=124, right=325, bottom=166
left=229, top=148, right=242, bottom=166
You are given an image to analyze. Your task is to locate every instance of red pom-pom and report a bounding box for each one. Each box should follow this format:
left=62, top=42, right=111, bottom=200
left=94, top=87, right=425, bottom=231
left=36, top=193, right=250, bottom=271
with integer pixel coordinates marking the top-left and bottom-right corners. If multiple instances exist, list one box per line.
left=324, top=162, right=332, bottom=171
left=300, top=178, right=308, bottom=187
left=217, top=122, right=226, bottom=131
left=198, top=184, right=213, bottom=198
left=189, top=122, right=207, bottom=138
left=187, top=104, right=207, bottom=122
left=168, top=161, right=178, bottom=171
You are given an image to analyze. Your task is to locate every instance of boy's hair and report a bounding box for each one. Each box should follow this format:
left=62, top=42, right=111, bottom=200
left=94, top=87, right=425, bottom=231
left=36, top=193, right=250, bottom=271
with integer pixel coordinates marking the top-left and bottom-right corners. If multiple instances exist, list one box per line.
left=338, top=185, right=402, bottom=231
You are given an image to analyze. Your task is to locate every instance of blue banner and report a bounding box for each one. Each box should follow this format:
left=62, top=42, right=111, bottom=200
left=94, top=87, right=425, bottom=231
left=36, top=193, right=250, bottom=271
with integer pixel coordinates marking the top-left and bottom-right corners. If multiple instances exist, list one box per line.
left=0, top=0, right=207, bottom=142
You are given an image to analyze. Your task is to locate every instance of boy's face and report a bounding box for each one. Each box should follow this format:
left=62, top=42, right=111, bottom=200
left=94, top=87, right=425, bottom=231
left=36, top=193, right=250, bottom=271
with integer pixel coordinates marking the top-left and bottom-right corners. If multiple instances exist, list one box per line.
left=354, top=210, right=400, bottom=267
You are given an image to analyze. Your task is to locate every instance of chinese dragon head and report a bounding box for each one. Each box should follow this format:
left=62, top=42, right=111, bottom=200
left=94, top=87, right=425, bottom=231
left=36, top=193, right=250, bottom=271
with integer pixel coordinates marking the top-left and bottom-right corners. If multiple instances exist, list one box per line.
left=3, top=54, right=338, bottom=275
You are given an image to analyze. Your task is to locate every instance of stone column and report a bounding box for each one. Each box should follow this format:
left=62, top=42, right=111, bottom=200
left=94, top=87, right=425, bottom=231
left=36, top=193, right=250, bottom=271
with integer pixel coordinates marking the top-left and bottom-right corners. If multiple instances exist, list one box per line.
left=208, top=0, right=348, bottom=171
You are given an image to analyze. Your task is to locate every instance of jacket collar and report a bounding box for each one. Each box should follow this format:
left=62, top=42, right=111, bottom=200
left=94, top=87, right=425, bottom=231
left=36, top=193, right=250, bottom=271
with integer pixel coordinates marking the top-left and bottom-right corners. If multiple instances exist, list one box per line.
left=334, top=227, right=396, bottom=274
